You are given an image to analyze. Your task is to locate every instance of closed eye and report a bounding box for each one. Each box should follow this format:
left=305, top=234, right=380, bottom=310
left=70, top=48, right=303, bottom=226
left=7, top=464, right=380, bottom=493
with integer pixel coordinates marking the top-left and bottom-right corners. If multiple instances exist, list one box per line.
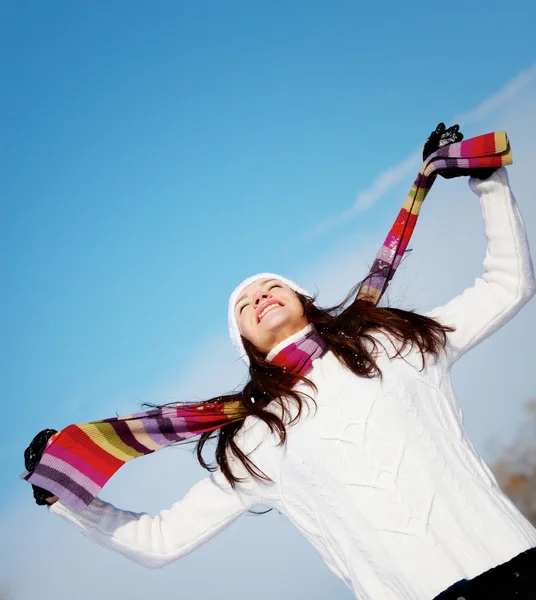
left=238, top=283, right=281, bottom=315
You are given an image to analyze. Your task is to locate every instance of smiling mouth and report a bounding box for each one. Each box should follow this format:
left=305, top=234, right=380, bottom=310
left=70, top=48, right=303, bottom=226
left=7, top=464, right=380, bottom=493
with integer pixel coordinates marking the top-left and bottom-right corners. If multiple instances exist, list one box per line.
left=258, top=303, right=282, bottom=322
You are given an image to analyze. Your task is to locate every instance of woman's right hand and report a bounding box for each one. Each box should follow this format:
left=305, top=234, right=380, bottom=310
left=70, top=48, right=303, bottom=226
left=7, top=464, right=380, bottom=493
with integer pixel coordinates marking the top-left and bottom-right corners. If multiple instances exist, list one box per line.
left=24, top=428, right=58, bottom=506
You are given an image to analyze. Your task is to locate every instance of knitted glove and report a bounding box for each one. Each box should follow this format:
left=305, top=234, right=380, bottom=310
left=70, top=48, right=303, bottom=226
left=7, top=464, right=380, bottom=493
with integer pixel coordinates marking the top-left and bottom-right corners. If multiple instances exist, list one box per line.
left=24, top=428, right=58, bottom=505
left=423, top=122, right=496, bottom=180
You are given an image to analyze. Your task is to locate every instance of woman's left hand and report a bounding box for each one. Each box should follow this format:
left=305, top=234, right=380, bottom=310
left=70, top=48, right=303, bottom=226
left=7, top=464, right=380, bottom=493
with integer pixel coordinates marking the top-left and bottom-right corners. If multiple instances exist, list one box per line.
left=423, top=122, right=464, bottom=163
left=423, top=122, right=465, bottom=179
left=423, top=122, right=497, bottom=180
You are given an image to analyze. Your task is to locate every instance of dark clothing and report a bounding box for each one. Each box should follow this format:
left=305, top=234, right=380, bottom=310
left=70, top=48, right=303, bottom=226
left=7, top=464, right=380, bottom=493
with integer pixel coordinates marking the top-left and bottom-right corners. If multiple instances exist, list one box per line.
left=433, top=547, right=536, bottom=599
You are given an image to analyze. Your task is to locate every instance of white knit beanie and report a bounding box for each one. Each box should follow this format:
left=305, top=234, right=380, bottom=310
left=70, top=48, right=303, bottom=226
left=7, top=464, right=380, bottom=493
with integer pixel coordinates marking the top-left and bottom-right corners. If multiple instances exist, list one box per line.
left=228, top=272, right=311, bottom=365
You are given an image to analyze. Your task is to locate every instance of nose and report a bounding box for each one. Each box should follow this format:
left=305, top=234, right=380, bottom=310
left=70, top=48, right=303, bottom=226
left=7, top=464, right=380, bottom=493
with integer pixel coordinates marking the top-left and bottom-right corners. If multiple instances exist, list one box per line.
left=253, top=289, right=271, bottom=307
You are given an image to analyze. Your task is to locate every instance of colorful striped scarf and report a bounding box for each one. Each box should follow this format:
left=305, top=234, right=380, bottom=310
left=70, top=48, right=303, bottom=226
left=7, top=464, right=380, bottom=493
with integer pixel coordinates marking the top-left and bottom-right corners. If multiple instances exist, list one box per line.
left=21, top=131, right=512, bottom=510
left=21, top=325, right=327, bottom=509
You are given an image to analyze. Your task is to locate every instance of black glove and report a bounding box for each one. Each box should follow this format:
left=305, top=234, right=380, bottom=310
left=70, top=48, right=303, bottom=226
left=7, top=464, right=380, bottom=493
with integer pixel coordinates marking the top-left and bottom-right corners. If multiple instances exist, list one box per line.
left=423, top=122, right=463, bottom=162
left=423, top=122, right=464, bottom=179
left=24, top=428, right=58, bottom=506
left=423, top=122, right=496, bottom=180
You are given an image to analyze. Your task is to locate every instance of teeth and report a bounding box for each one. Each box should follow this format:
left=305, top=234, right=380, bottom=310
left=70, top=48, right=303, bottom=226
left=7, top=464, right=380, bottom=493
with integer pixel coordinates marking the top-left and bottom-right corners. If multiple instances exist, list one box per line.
left=259, top=304, right=279, bottom=320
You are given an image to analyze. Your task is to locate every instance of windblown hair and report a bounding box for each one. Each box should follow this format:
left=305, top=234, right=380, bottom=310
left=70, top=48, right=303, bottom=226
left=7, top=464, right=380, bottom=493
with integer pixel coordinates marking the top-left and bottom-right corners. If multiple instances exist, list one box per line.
left=185, top=286, right=455, bottom=491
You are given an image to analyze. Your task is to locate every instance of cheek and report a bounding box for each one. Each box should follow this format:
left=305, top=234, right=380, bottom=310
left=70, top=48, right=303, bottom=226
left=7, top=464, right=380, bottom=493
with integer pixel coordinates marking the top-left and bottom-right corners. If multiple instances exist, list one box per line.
left=237, top=310, right=255, bottom=339
left=236, top=312, right=247, bottom=335
left=284, top=295, right=303, bottom=315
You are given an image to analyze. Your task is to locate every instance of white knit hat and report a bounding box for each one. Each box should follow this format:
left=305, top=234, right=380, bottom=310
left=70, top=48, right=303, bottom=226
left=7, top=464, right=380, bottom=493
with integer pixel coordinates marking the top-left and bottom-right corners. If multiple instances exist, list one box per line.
left=228, top=272, right=311, bottom=365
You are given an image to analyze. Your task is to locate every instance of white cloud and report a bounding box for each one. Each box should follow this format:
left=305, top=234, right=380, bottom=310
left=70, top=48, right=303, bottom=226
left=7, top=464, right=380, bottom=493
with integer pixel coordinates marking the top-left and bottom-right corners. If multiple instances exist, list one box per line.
left=452, top=62, right=536, bottom=125
left=315, top=61, right=536, bottom=231
left=3, top=71, right=536, bottom=600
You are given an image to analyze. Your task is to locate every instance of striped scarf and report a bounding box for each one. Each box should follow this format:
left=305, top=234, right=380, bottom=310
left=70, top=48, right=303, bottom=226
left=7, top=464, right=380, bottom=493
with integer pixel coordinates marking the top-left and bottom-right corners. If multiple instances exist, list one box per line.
left=21, top=325, right=327, bottom=509
left=21, top=131, right=512, bottom=510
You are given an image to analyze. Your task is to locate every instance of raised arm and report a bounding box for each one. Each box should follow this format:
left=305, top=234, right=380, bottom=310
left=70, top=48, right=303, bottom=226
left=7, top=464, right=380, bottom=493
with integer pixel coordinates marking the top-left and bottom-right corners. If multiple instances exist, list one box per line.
left=49, top=469, right=257, bottom=569
left=426, top=167, right=535, bottom=364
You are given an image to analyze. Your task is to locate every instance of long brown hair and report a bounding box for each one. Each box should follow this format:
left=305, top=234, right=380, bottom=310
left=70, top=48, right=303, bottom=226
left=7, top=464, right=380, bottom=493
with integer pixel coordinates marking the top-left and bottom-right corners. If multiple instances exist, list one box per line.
left=187, top=287, right=455, bottom=490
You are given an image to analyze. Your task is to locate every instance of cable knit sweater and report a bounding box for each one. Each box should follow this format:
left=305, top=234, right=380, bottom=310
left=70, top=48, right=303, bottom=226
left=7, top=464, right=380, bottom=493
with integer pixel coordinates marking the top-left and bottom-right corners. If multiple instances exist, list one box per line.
left=50, top=168, right=536, bottom=599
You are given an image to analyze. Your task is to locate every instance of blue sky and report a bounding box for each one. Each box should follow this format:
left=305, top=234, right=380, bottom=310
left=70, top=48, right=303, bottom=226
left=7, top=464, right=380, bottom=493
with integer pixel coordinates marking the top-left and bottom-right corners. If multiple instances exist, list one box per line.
left=2, top=2, right=536, bottom=599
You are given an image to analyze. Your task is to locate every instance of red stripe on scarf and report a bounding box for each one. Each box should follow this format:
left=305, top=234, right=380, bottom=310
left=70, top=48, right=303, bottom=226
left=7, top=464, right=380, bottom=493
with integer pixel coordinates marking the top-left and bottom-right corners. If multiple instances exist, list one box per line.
left=55, top=425, right=125, bottom=477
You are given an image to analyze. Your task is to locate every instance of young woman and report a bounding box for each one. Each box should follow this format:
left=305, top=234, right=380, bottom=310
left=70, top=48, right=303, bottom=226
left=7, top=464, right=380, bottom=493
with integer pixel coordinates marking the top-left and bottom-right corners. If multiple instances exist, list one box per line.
left=28, top=126, right=536, bottom=599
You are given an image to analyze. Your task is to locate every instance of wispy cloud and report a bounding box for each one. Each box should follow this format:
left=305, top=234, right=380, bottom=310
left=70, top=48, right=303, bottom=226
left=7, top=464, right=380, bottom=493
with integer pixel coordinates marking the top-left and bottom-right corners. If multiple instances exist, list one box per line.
left=307, top=62, right=536, bottom=240
left=452, top=62, right=536, bottom=125
left=353, top=150, right=420, bottom=211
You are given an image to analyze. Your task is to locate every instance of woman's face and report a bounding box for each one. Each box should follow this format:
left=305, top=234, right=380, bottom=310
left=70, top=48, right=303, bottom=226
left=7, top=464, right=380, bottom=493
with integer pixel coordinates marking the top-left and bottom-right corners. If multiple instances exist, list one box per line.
left=234, top=278, right=308, bottom=354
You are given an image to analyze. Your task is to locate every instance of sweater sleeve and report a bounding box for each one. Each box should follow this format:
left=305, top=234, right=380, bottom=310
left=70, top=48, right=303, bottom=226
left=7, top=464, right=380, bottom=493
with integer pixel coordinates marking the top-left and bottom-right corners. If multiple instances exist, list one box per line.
left=49, top=469, right=257, bottom=569
left=425, top=168, right=535, bottom=365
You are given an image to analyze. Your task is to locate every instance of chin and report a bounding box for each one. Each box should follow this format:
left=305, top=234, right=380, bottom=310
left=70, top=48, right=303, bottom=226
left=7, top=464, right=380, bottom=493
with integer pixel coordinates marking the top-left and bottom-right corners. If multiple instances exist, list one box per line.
left=261, top=311, right=293, bottom=333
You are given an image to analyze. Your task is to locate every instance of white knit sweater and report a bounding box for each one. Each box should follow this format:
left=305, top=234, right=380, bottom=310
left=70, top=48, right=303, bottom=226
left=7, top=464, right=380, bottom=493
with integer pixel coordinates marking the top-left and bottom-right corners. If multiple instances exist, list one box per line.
left=51, top=168, right=536, bottom=599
